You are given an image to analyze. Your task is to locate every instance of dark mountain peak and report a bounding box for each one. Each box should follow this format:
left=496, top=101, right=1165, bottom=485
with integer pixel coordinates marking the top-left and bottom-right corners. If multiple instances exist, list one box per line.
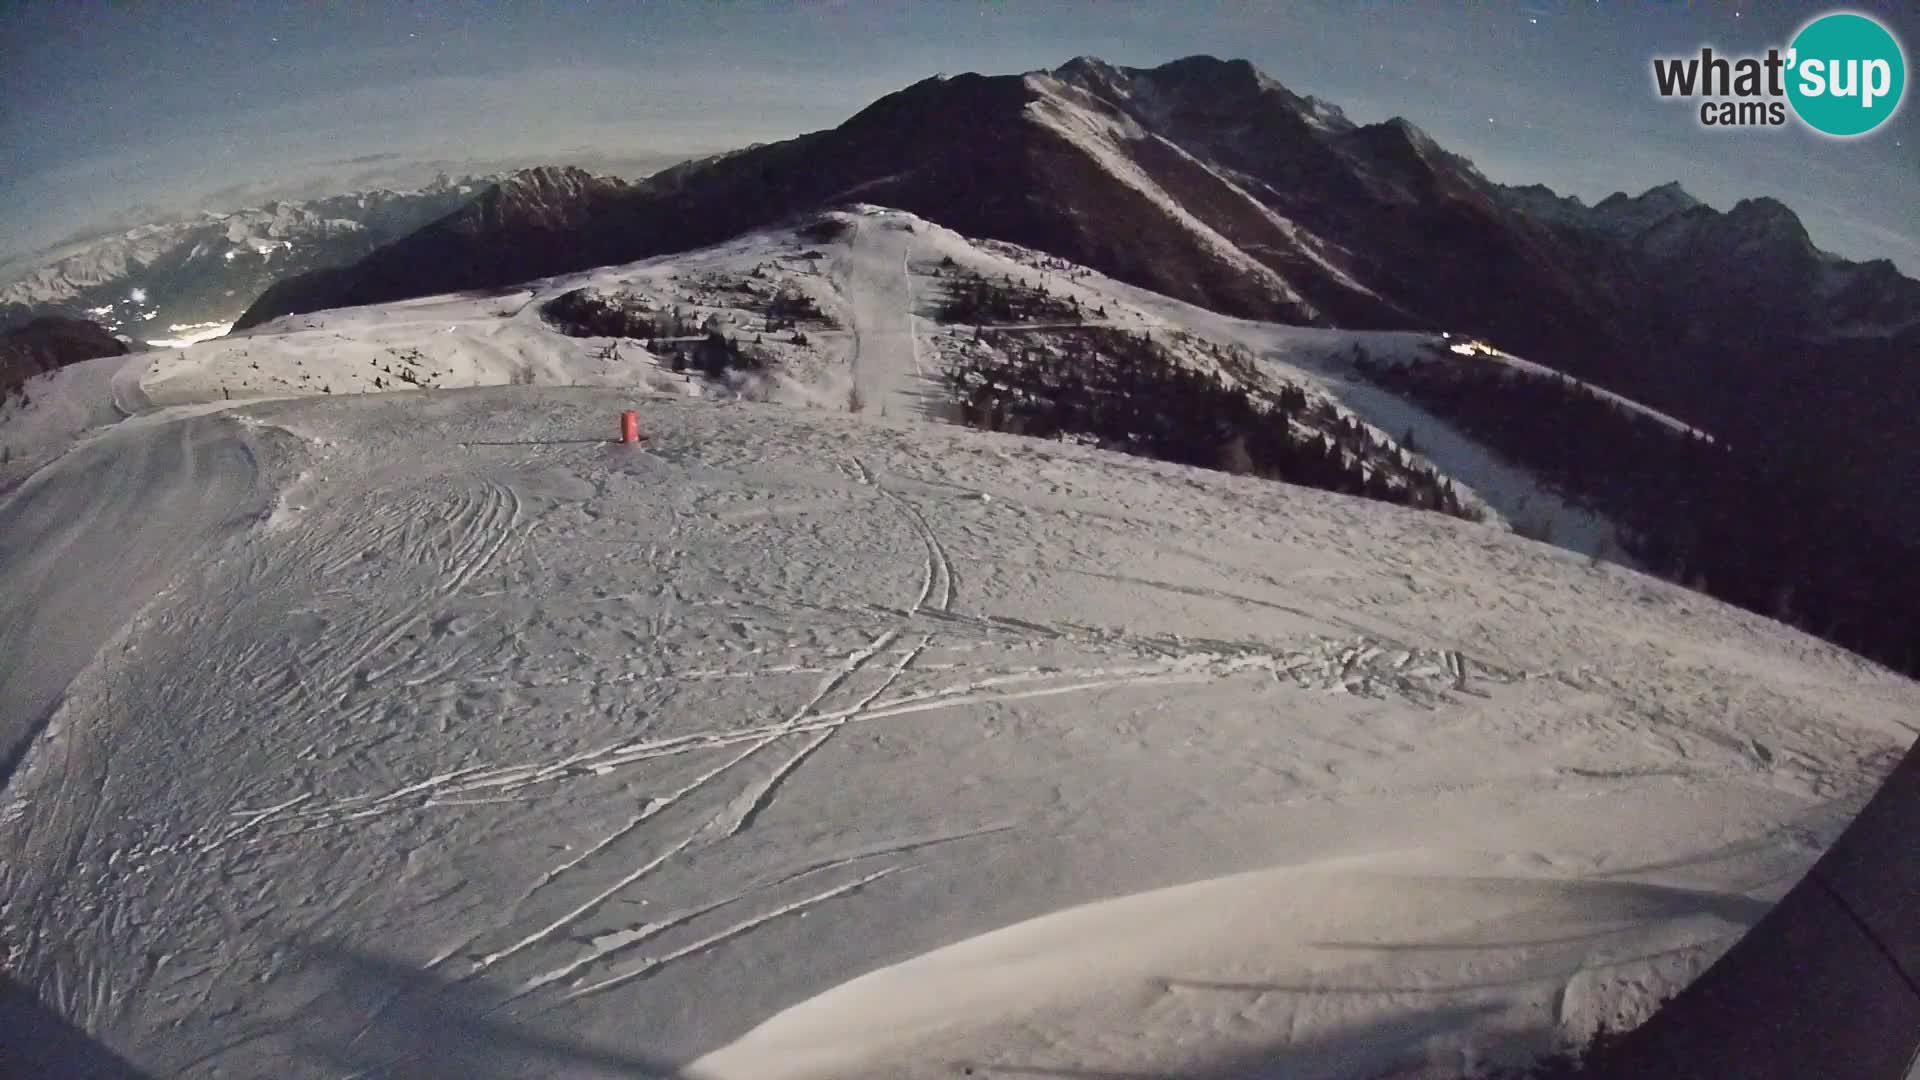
left=490, top=165, right=618, bottom=204
left=1492, top=182, right=1595, bottom=228
left=1046, top=56, right=1154, bottom=107
left=1045, top=54, right=1352, bottom=134
left=505, top=164, right=592, bottom=184
left=1588, top=182, right=1703, bottom=236
left=844, top=68, right=1033, bottom=134
left=1367, top=116, right=1466, bottom=167
left=1511, top=182, right=1586, bottom=206
left=1719, top=196, right=1815, bottom=252
left=1726, top=195, right=1797, bottom=224
left=460, top=166, right=626, bottom=233
left=1382, top=115, right=1422, bottom=136
left=1145, top=56, right=1350, bottom=127
left=1149, top=54, right=1265, bottom=88
left=636, top=148, right=749, bottom=194
left=1328, top=117, right=1492, bottom=206
left=1844, top=255, right=1903, bottom=277
left=1644, top=180, right=1697, bottom=203
left=1054, top=55, right=1125, bottom=82
left=1595, top=180, right=1698, bottom=214
left=1294, top=93, right=1355, bottom=132
left=1340, top=116, right=1456, bottom=175
left=1628, top=194, right=1825, bottom=310
left=1704, top=195, right=1820, bottom=249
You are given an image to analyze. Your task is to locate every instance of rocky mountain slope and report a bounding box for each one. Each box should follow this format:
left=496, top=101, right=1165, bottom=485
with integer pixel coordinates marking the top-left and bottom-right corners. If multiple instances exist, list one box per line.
left=0, top=317, right=129, bottom=401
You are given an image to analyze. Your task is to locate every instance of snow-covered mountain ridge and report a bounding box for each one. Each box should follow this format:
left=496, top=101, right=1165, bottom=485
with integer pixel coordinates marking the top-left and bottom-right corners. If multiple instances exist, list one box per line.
left=4, top=208, right=1670, bottom=554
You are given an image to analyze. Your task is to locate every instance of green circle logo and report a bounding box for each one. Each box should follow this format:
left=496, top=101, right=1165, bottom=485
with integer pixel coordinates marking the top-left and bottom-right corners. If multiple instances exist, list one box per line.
left=1787, top=12, right=1906, bottom=136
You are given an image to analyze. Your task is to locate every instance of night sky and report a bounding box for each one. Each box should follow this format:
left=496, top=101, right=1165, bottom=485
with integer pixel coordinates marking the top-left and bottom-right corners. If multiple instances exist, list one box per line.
left=2, top=1, right=1915, bottom=273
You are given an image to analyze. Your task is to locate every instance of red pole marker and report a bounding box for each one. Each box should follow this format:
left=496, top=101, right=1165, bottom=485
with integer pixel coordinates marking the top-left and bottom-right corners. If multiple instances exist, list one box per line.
left=620, top=410, right=643, bottom=444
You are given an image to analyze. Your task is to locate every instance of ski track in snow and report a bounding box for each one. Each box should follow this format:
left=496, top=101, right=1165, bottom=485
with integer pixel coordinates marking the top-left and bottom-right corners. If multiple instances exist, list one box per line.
left=224, top=625, right=1509, bottom=857
left=2, top=209, right=1916, bottom=1078
left=857, top=456, right=955, bottom=615
left=554, top=863, right=905, bottom=1006
left=834, top=217, right=938, bottom=422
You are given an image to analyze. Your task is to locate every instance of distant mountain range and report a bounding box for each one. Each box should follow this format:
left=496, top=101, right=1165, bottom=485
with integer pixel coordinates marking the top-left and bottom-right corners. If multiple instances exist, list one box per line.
left=0, top=175, right=496, bottom=342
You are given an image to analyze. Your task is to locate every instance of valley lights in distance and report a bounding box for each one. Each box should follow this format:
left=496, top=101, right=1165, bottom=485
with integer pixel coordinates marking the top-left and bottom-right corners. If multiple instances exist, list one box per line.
left=1652, top=9, right=1907, bottom=135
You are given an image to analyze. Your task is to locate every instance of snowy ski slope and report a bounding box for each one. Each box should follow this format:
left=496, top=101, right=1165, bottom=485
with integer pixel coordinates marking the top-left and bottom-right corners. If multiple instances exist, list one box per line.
left=3, top=208, right=1915, bottom=1077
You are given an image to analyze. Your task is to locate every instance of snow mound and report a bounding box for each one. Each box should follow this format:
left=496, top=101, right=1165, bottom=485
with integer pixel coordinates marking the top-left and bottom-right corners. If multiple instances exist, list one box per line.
left=695, top=850, right=1751, bottom=1079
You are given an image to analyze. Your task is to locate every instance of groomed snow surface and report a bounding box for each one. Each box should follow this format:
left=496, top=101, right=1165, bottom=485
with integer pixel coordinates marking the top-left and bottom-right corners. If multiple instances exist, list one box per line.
left=0, top=350, right=157, bottom=495
left=4, top=209, right=1918, bottom=1078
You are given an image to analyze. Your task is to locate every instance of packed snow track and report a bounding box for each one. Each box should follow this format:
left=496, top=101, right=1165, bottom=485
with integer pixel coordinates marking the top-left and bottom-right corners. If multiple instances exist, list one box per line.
left=831, top=216, right=934, bottom=421
left=0, top=413, right=270, bottom=783
left=1, top=387, right=1915, bottom=1079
